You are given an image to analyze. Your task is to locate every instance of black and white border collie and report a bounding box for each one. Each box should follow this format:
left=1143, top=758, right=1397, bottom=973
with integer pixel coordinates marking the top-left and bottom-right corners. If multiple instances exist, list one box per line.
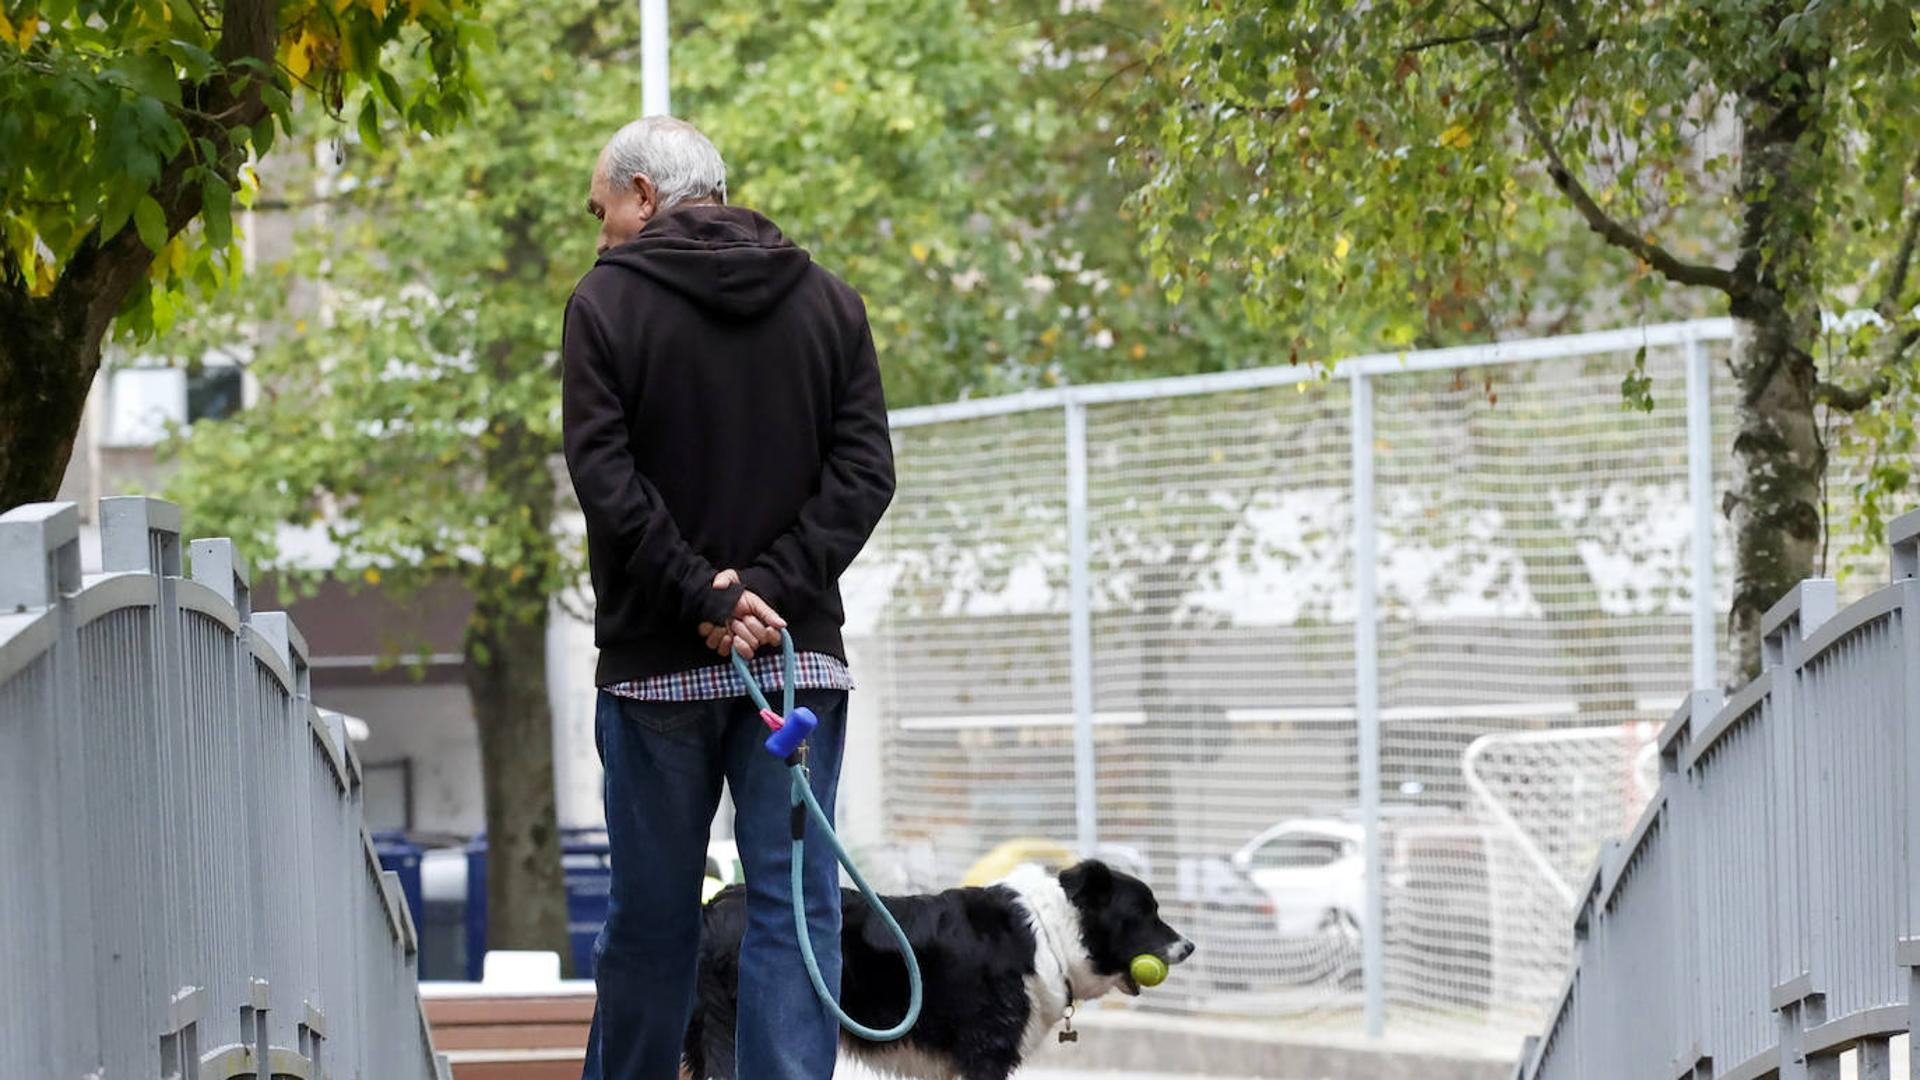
left=684, top=860, right=1194, bottom=1080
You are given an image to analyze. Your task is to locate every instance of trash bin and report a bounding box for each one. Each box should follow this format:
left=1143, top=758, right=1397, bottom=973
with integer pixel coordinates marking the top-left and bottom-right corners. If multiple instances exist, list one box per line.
left=371, top=830, right=425, bottom=971
left=418, top=846, right=469, bottom=981
left=464, top=828, right=612, bottom=981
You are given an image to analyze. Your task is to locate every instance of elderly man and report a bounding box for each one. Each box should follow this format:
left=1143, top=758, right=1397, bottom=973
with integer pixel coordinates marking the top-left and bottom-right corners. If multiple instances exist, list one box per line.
left=562, top=116, right=895, bottom=1080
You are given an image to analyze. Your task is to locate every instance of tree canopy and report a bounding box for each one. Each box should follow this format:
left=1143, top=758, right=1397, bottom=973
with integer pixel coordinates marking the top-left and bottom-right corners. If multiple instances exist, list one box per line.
left=1130, top=0, right=1920, bottom=672
left=0, top=0, right=479, bottom=508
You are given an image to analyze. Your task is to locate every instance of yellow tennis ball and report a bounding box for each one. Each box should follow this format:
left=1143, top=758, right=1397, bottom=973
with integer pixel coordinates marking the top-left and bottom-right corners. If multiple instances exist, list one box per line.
left=1130, top=953, right=1168, bottom=988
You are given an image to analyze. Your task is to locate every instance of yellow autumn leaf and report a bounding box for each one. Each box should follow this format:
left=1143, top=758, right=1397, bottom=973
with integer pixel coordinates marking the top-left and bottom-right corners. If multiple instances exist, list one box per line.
left=910, top=242, right=929, bottom=263
left=285, top=30, right=316, bottom=79
left=15, top=14, right=36, bottom=48
left=368, top=0, right=387, bottom=16
left=0, top=11, right=15, bottom=47
left=363, top=567, right=382, bottom=585
left=162, top=235, right=188, bottom=277
left=1438, top=124, right=1472, bottom=150
left=28, top=251, right=55, bottom=297
left=508, top=565, right=525, bottom=585
left=1332, top=234, right=1351, bottom=261
left=1129, top=343, right=1147, bottom=361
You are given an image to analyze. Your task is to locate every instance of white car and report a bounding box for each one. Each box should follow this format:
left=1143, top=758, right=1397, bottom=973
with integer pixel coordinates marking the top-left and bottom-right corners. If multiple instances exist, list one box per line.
left=1229, top=819, right=1365, bottom=940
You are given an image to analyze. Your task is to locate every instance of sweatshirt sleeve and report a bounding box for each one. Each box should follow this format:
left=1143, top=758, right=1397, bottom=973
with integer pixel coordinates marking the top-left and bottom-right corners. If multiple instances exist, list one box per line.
left=738, top=311, right=896, bottom=618
left=561, top=290, right=742, bottom=629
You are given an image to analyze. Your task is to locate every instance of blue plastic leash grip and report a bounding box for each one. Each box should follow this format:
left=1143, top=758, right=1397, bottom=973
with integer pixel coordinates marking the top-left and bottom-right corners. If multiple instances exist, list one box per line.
left=765, top=705, right=818, bottom=758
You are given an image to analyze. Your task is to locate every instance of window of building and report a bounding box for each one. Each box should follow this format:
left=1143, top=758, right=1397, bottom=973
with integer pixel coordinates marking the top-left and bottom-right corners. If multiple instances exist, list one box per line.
left=102, top=354, right=247, bottom=447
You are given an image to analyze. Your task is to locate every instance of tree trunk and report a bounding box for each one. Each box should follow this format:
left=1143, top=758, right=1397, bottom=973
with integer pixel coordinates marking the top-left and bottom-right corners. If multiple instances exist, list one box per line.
left=464, top=581, right=573, bottom=974
left=1723, top=39, right=1829, bottom=681
left=1723, top=317, right=1823, bottom=680
left=0, top=290, right=109, bottom=511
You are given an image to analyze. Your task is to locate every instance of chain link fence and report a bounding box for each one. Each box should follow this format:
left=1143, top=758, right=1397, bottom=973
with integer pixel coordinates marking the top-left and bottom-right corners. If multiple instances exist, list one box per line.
left=842, top=320, right=1749, bottom=1053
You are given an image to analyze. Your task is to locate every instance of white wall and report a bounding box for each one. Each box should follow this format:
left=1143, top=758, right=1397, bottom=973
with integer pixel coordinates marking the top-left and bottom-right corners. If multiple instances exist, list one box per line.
left=549, top=601, right=607, bottom=830
left=316, top=680, right=483, bottom=835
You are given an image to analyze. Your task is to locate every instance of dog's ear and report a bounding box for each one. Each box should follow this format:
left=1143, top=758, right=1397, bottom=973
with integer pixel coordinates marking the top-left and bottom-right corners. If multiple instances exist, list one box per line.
left=1060, top=860, right=1113, bottom=905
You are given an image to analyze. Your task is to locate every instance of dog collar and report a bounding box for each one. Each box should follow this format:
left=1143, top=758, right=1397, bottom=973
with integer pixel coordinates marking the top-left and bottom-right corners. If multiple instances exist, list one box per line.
left=1028, top=909, right=1080, bottom=1044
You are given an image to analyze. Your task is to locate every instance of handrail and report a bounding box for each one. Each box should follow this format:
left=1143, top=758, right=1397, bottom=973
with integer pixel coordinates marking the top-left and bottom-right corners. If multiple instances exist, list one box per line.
left=0, top=497, right=450, bottom=1080
left=1518, top=511, right=1920, bottom=1079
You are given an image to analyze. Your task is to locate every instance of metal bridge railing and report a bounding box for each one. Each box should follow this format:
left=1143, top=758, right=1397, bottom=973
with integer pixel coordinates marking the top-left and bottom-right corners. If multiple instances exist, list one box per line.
left=0, top=496, right=449, bottom=1080
left=1517, top=508, right=1920, bottom=1080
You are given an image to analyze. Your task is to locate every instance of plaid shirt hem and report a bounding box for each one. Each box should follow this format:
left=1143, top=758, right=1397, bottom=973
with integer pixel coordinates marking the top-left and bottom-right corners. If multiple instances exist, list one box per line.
left=602, top=651, right=854, bottom=702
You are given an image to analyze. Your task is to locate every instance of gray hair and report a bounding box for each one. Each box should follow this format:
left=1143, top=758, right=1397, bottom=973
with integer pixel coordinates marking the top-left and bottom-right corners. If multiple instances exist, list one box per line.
left=599, top=116, right=728, bottom=212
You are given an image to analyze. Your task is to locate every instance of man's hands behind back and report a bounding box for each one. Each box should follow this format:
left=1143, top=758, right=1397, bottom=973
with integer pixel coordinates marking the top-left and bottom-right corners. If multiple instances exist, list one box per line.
left=699, top=569, right=785, bottom=659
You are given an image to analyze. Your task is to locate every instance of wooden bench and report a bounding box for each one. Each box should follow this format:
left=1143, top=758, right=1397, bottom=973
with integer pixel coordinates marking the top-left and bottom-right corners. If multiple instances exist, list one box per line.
left=422, top=966, right=594, bottom=1080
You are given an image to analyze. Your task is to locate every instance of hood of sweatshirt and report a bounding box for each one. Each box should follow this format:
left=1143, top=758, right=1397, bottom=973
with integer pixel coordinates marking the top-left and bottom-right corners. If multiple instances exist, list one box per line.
left=595, top=205, right=813, bottom=320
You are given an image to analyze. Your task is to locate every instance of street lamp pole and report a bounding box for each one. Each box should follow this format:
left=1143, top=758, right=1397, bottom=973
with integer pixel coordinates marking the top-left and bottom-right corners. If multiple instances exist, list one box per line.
left=641, top=0, right=669, bottom=117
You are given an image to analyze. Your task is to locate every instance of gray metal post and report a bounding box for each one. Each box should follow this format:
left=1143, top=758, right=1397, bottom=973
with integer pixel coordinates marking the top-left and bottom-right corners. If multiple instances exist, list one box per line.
left=0, top=502, right=81, bottom=611
left=1350, top=373, right=1385, bottom=1038
left=641, top=0, right=669, bottom=116
left=1066, top=397, right=1098, bottom=856
left=0, top=503, right=94, bottom=1072
left=1684, top=333, right=1717, bottom=690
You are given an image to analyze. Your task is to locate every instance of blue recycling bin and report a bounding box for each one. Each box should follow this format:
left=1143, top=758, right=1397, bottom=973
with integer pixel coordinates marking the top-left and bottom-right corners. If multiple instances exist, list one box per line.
left=463, top=828, right=612, bottom=981
left=372, top=830, right=425, bottom=970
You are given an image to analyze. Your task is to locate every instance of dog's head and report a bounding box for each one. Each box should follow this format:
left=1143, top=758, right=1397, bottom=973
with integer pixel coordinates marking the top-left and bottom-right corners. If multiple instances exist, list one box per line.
left=1058, top=860, right=1195, bottom=996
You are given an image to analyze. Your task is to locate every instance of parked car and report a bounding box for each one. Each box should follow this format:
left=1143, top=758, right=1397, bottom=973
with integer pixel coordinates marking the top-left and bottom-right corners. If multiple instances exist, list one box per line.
left=1229, top=819, right=1367, bottom=940
left=1229, top=812, right=1496, bottom=1000
left=960, top=837, right=1152, bottom=887
left=1172, top=857, right=1295, bottom=995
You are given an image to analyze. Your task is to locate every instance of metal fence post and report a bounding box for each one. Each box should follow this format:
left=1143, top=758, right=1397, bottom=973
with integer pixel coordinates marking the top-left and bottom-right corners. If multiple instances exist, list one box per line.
left=1066, top=396, right=1098, bottom=856
left=188, top=536, right=262, bottom=1053
left=1666, top=689, right=1720, bottom=1080
left=1350, top=372, right=1385, bottom=1038
left=1684, top=332, right=1717, bottom=691
left=1892, top=510, right=1920, bottom=1080
left=0, top=503, right=94, bottom=1073
left=1761, top=580, right=1836, bottom=1080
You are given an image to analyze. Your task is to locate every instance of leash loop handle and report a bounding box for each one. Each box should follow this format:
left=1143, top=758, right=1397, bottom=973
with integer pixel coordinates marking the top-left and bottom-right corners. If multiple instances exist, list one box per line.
left=729, top=628, right=923, bottom=1042
left=789, top=764, right=923, bottom=1042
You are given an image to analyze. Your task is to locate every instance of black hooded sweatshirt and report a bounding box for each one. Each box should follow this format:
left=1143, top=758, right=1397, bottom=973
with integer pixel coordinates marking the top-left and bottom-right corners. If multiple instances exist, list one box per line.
left=561, top=205, right=895, bottom=684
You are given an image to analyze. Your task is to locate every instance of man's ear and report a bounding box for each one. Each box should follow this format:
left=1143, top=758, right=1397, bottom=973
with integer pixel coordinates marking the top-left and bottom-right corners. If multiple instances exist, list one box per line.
left=1060, top=860, right=1113, bottom=904
left=631, top=172, right=659, bottom=222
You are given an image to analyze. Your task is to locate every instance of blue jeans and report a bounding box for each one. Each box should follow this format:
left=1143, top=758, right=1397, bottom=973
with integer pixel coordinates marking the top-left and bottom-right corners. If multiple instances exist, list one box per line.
left=581, top=688, right=847, bottom=1080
